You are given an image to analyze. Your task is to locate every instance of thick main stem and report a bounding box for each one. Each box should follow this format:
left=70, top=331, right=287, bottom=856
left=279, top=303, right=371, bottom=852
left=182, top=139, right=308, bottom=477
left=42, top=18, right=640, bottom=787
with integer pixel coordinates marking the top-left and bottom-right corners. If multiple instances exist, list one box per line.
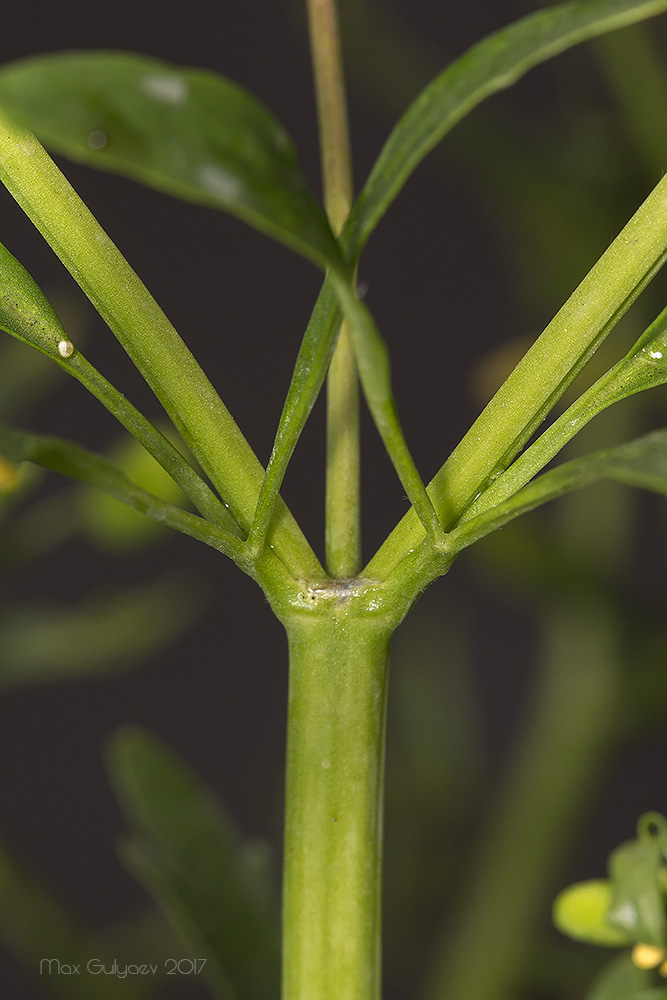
left=282, top=612, right=391, bottom=1000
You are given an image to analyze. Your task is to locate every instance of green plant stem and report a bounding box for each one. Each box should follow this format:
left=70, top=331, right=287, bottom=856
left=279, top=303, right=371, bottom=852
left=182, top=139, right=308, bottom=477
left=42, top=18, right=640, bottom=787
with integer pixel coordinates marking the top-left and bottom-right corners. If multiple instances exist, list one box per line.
left=307, top=0, right=353, bottom=234
left=282, top=606, right=392, bottom=1000
left=0, top=112, right=322, bottom=581
left=367, top=171, right=667, bottom=580
left=325, top=324, right=361, bottom=576
left=307, top=0, right=361, bottom=577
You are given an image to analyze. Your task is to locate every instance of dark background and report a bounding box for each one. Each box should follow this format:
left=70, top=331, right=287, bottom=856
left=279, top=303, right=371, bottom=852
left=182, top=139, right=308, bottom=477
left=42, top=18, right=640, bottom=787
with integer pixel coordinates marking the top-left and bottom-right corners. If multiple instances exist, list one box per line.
left=1, top=1, right=667, bottom=998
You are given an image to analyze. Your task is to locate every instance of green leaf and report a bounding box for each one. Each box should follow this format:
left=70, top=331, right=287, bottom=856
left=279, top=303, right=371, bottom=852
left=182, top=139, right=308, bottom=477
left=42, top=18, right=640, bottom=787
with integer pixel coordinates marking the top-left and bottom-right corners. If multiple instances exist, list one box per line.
left=247, top=278, right=341, bottom=556
left=0, top=239, right=239, bottom=534
left=606, top=817, right=667, bottom=948
left=106, top=727, right=280, bottom=1000
left=368, top=172, right=667, bottom=581
left=0, top=836, right=150, bottom=1000
left=454, top=304, right=667, bottom=527
left=329, top=274, right=446, bottom=549
left=80, top=434, right=193, bottom=549
left=67, top=353, right=242, bottom=537
left=587, top=954, right=654, bottom=1000
left=0, top=424, right=250, bottom=569
left=343, top=0, right=667, bottom=256
left=0, top=576, right=204, bottom=688
left=0, top=117, right=323, bottom=581
left=444, top=429, right=667, bottom=556
left=249, top=275, right=447, bottom=559
left=0, top=51, right=343, bottom=270
left=553, top=880, right=632, bottom=946
left=0, top=238, right=68, bottom=353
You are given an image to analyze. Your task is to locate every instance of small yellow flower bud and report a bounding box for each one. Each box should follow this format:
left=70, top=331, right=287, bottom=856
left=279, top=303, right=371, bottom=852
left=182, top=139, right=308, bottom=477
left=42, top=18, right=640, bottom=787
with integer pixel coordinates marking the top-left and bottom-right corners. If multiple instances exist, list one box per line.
left=632, top=943, right=665, bottom=970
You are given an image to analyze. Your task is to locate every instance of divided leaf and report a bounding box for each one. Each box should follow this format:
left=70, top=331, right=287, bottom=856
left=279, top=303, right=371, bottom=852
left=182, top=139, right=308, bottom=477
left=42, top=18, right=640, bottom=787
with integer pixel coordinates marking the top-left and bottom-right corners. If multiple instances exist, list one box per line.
left=106, top=727, right=280, bottom=1000
left=0, top=52, right=343, bottom=270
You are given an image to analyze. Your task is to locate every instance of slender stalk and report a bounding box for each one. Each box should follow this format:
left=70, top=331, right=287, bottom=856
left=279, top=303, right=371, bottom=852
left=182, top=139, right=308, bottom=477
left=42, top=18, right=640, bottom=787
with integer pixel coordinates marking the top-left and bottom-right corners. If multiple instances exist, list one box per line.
left=307, top=0, right=361, bottom=577
left=282, top=607, right=391, bottom=1000
left=0, top=113, right=323, bottom=582
left=325, top=324, right=361, bottom=575
left=366, top=171, right=667, bottom=581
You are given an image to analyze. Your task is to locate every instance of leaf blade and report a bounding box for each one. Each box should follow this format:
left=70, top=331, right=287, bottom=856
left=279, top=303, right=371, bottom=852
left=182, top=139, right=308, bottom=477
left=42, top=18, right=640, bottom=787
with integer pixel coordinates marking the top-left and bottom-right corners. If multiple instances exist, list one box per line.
left=343, top=0, right=667, bottom=256
left=106, top=728, right=280, bottom=1000
left=0, top=576, right=204, bottom=688
left=247, top=278, right=342, bottom=557
left=0, top=51, right=342, bottom=270
left=330, top=275, right=446, bottom=548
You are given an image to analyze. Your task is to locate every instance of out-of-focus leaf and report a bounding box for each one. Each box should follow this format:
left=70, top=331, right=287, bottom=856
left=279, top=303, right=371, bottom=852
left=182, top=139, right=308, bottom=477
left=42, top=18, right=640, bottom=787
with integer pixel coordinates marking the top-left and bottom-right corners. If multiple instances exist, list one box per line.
left=607, top=825, right=666, bottom=947
left=553, top=880, right=632, bottom=946
left=0, top=338, right=59, bottom=420
left=0, top=576, right=204, bottom=688
left=0, top=452, right=19, bottom=492
left=0, top=424, right=250, bottom=568
left=587, top=953, right=654, bottom=1000
left=0, top=52, right=343, bottom=270
left=343, top=0, right=667, bottom=256
left=0, top=836, right=151, bottom=1000
left=81, top=434, right=189, bottom=550
left=106, top=727, right=280, bottom=1000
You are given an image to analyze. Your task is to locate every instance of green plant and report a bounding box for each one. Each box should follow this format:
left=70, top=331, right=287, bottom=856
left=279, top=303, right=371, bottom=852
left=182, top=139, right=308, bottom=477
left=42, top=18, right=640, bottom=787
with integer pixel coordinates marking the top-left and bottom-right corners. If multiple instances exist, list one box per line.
left=554, top=813, right=667, bottom=999
left=2, top=2, right=667, bottom=999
